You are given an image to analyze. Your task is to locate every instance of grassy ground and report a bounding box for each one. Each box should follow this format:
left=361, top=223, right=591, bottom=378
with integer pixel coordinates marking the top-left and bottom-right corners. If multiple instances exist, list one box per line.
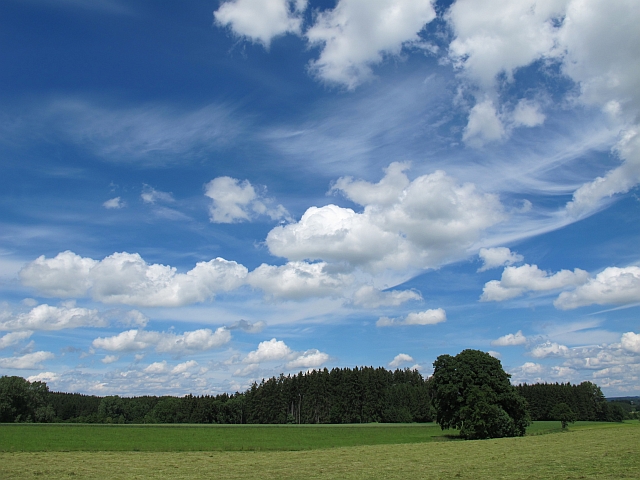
left=1, top=422, right=638, bottom=479
left=0, top=422, right=454, bottom=452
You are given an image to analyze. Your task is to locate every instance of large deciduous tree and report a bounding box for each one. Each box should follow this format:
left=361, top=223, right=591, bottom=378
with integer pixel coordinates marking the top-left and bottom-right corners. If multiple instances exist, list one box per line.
left=0, top=375, right=54, bottom=422
left=431, top=350, right=530, bottom=440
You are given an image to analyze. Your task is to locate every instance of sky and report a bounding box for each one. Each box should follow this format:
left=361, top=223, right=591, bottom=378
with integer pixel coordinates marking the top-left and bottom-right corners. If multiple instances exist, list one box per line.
left=0, top=0, right=639, bottom=397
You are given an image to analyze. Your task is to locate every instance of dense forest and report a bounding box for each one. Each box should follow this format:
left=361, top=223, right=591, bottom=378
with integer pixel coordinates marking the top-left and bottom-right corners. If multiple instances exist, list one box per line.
left=1, top=368, right=635, bottom=424
left=515, top=382, right=632, bottom=422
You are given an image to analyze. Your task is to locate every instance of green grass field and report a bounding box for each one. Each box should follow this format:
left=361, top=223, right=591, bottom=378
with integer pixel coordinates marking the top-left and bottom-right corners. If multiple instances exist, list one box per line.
left=0, top=422, right=456, bottom=452
left=1, top=422, right=638, bottom=479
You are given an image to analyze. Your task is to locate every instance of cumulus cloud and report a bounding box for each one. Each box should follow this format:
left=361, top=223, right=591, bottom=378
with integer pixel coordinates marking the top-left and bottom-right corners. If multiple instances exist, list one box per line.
left=491, top=330, right=527, bottom=347
left=0, top=351, right=54, bottom=369
left=447, top=0, right=640, bottom=204
left=243, top=338, right=292, bottom=363
left=92, top=327, right=231, bottom=355
left=351, top=285, right=422, bottom=308
left=171, top=360, right=198, bottom=375
left=446, top=0, right=566, bottom=91
left=509, top=332, right=640, bottom=389
left=511, top=99, right=546, bottom=127
left=554, top=266, right=640, bottom=309
left=306, top=0, right=436, bottom=89
left=237, top=338, right=330, bottom=374
left=389, top=353, right=414, bottom=368
left=204, top=176, right=290, bottom=224
left=0, top=304, right=106, bottom=331
left=0, top=331, right=33, bottom=349
left=462, top=99, right=505, bottom=147
left=27, top=372, right=59, bottom=383
left=530, top=341, right=570, bottom=359
left=446, top=0, right=566, bottom=143
left=101, top=355, right=119, bottom=364
left=247, top=261, right=351, bottom=300
left=214, top=0, right=307, bottom=47
left=477, top=247, right=523, bottom=272
left=481, top=264, right=590, bottom=302
left=558, top=0, right=640, bottom=116
left=20, top=251, right=97, bottom=298
left=621, top=332, right=640, bottom=354
left=20, top=251, right=248, bottom=307
left=142, top=360, right=199, bottom=375
left=268, top=164, right=504, bottom=273
left=103, top=197, right=125, bottom=209
left=376, top=308, right=446, bottom=327
left=285, top=349, right=330, bottom=369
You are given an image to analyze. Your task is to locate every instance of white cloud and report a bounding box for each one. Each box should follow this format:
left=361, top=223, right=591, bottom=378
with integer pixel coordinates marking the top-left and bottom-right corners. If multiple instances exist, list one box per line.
left=446, top=0, right=566, bottom=91
left=376, top=308, right=446, bottom=327
left=330, top=161, right=410, bottom=206
left=144, top=360, right=168, bottom=374
left=268, top=164, right=504, bottom=273
left=481, top=264, right=590, bottom=302
left=204, top=176, right=290, bottom=224
left=491, top=330, right=527, bottom=347
left=447, top=0, right=566, bottom=143
left=306, top=0, right=436, bottom=89
left=567, top=129, right=640, bottom=216
left=234, top=363, right=260, bottom=377
left=477, top=247, right=523, bottom=272
left=351, top=285, right=421, bottom=308
left=92, top=327, right=231, bottom=355
left=214, top=0, right=307, bottom=47
left=511, top=99, right=546, bottom=127
left=621, top=332, right=640, bottom=354
left=0, top=351, right=54, bottom=369
left=26, top=371, right=59, bottom=383
left=511, top=332, right=640, bottom=390
left=228, top=319, right=266, bottom=333
left=20, top=251, right=248, bottom=307
left=462, top=99, right=505, bottom=147
left=0, top=331, right=33, bottom=349
left=103, top=197, right=125, bottom=209
left=141, top=185, right=174, bottom=204
left=238, top=338, right=330, bottom=372
left=101, top=355, right=119, bottom=364
left=558, top=0, right=640, bottom=116
left=142, top=360, right=199, bottom=375
left=389, top=353, right=414, bottom=368
left=171, top=360, right=198, bottom=375
left=446, top=0, right=640, bottom=208
left=243, top=338, right=292, bottom=364
left=530, top=341, right=570, bottom=359
left=554, top=266, right=640, bottom=309
left=247, top=261, right=351, bottom=300
left=0, top=304, right=106, bottom=331
left=286, top=349, right=330, bottom=369
left=115, top=310, right=149, bottom=328
left=20, top=250, right=97, bottom=298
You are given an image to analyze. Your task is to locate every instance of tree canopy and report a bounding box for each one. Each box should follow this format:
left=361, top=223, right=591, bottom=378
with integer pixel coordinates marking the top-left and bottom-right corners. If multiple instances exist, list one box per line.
left=431, top=349, right=530, bottom=440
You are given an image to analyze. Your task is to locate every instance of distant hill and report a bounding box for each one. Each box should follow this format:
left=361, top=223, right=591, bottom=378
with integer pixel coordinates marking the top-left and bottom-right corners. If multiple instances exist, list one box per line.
left=607, top=397, right=640, bottom=403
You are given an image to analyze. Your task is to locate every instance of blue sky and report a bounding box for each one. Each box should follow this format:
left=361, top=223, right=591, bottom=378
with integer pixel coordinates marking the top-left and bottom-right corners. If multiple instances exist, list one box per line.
left=1, top=0, right=639, bottom=397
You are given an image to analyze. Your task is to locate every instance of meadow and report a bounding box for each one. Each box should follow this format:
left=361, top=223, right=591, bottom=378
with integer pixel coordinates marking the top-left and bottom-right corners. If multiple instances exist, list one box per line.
left=1, top=422, right=638, bottom=479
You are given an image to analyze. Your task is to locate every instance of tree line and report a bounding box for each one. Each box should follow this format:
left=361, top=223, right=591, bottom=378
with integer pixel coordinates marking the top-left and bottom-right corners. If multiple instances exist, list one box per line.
left=515, top=381, right=628, bottom=422
left=0, top=362, right=631, bottom=427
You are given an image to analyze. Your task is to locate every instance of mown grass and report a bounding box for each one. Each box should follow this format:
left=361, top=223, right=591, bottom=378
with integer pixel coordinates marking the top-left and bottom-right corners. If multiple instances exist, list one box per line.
left=1, top=422, right=638, bottom=479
